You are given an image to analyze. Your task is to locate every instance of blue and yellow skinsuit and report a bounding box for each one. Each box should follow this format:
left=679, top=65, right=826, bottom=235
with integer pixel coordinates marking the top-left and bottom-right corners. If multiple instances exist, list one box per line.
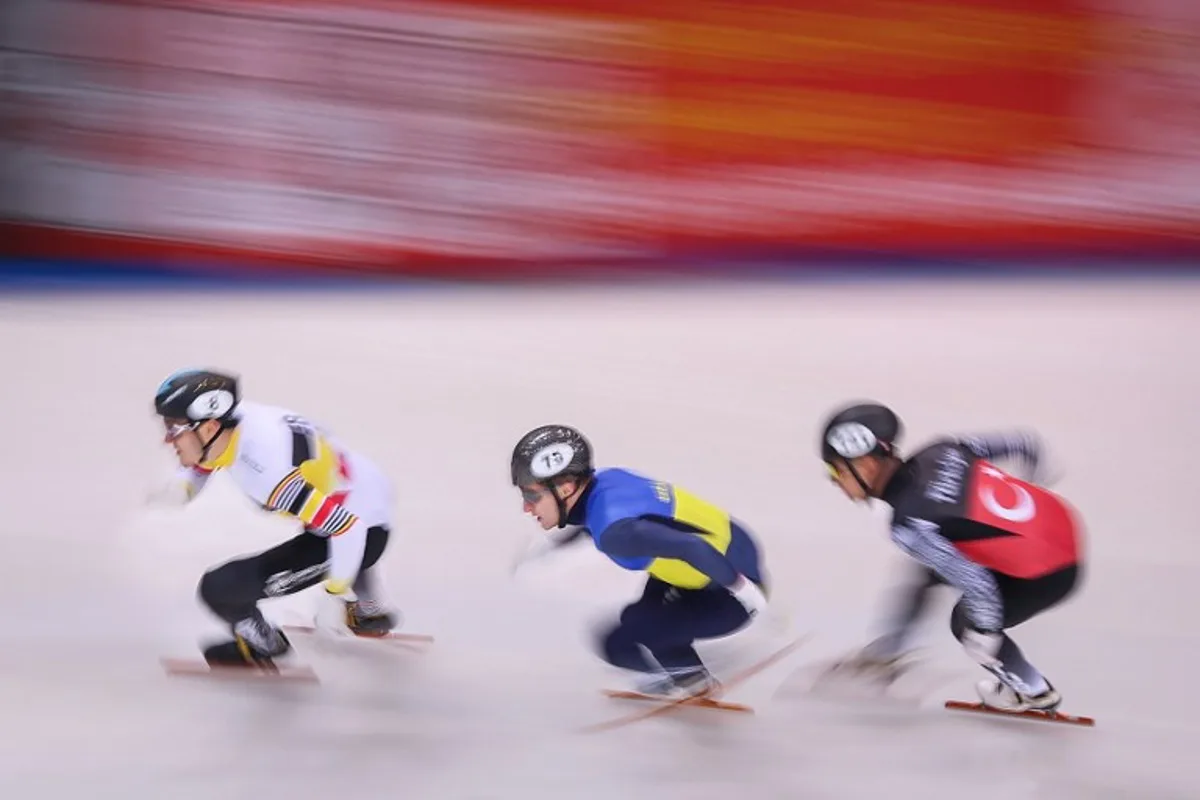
left=564, top=467, right=766, bottom=679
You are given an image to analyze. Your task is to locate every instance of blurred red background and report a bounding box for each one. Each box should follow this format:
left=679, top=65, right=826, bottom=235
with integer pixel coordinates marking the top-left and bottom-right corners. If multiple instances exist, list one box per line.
left=3, top=0, right=1198, bottom=276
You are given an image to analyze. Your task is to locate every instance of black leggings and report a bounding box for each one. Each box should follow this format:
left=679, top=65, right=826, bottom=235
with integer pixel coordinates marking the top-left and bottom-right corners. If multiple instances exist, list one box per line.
left=198, top=526, right=390, bottom=625
left=950, top=564, right=1081, bottom=637
left=597, top=577, right=753, bottom=675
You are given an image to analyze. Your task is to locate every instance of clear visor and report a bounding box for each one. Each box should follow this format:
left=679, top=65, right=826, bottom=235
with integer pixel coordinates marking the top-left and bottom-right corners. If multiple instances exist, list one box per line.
left=162, top=417, right=198, bottom=442
left=519, top=486, right=546, bottom=504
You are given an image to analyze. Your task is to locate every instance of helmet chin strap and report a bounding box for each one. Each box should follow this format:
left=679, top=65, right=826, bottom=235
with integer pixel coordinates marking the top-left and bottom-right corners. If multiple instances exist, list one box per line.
left=847, top=462, right=874, bottom=498
left=840, top=453, right=885, bottom=499
left=552, top=477, right=590, bottom=529
left=553, top=486, right=576, bottom=529
left=846, top=449, right=897, bottom=499
left=195, top=421, right=228, bottom=463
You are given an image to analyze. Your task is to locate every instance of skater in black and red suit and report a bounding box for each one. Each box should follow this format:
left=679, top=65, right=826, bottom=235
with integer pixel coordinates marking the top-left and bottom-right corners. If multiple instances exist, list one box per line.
left=818, top=401, right=1085, bottom=713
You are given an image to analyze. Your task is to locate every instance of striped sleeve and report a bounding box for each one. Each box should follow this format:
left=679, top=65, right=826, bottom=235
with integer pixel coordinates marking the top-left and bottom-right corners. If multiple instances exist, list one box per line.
left=265, top=468, right=359, bottom=536
left=953, top=431, right=1041, bottom=474
left=890, top=517, right=1004, bottom=631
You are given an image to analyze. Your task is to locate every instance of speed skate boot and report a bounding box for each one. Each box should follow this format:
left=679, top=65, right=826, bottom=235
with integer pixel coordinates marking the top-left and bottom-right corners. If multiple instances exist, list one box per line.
left=975, top=677, right=1062, bottom=713
left=203, top=616, right=292, bottom=669
left=344, top=599, right=400, bottom=637
left=635, top=666, right=721, bottom=699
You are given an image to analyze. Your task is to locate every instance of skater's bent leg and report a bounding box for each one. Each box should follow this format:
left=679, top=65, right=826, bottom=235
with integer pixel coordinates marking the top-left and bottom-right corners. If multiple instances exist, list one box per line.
left=952, top=565, right=1080, bottom=695
left=599, top=584, right=750, bottom=675
left=599, top=623, right=659, bottom=673
left=197, top=554, right=290, bottom=661
left=995, top=566, right=1081, bottom=629
left=646, top=589, right=750, bottom=673
left=950, top=602, right=1050, bottom=695
left=198, top=533, right=327, bottom=626
left=350, top=526, right=391, bottom=608
left=198, top=558, right=265, bottom=624
left=197, top=531, right=366, bottom=665
left=596, top=579, right=671, bottom=673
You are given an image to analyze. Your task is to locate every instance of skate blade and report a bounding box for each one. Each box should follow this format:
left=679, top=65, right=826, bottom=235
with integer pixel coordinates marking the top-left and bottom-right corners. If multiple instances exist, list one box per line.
left=579, top=635, right=808, bottom=733
left=603, top=689, right=753, bottom=714
left=945, top=699, right=1095, bottom=727
left=282, top=624, right=434, bottom=645
left=160, top=657, right=320, bottom=683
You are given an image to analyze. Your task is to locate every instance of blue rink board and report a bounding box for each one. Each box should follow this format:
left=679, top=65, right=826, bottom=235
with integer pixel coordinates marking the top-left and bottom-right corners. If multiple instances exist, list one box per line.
left=2, top=256, right=1200, bottom=293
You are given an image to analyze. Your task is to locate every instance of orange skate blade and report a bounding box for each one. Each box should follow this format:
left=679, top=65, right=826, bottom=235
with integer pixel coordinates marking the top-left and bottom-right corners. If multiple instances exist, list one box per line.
left=603, top=689, right=753, bottom=714
left=160, top=657, right=319, bottom=683
left=282, top=624, right=434, bottom=645
left=945, top=699, right=1095, bottom=727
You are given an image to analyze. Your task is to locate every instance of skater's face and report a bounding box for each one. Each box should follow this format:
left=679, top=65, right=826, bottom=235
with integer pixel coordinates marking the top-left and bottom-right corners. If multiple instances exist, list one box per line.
left=163, top=418, right=218, bottom=467
left=827, top=456, right=876, bottom=501
left=519, top=480, right=577, bottom=530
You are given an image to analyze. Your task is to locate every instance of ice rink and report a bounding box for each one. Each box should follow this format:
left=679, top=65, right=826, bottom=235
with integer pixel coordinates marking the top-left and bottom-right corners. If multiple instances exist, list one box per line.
left=2, top=274, right=1199, bottom=799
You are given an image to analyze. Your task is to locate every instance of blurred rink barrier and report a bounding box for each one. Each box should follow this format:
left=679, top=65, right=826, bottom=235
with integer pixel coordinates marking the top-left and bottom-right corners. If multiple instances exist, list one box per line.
left=2, top=0, right=1200, bottom=281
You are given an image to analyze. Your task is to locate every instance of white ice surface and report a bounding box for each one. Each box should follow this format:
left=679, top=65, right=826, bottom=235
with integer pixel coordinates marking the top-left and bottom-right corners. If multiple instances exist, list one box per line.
left=1, top=276, right=1199, bottom=799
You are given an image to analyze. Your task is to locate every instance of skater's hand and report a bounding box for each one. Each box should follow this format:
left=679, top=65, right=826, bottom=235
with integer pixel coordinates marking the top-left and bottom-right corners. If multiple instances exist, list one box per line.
left=729, top=576, right=768, bottom=618
left=510, top=538, right=553, bottom=575
left=145, top=478, right=193, bottom=507
left=314, top=583, right=352, bottom=637
left=324, top=578, right=350, bottom=595
left=509, top=527, right=586, bottom=575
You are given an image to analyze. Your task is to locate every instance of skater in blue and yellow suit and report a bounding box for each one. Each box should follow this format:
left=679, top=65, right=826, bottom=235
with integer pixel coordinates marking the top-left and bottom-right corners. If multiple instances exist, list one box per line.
left=510, top=424, right=770, bottom=698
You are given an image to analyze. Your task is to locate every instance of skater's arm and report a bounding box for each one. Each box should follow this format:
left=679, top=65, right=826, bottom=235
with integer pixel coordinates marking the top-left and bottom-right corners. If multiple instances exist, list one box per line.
left=867, top=565, right=943, bottom=659
left=324, top=518, right=369, bottom=593
left=147, top=465, right=212, bottom=506
left=597, top=517, right=740, bottom=586
left=890, top=518, right=1003, bottom=632
left=953, top=431, right=1041, bottom=476
left=263, top=469, right=367, bottom=592
left=889, top=565, right=943, bottom=631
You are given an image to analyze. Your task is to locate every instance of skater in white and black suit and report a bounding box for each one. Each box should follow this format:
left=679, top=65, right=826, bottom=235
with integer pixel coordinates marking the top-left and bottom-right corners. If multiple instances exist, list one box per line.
left=152, top=369, right=401, bottom=670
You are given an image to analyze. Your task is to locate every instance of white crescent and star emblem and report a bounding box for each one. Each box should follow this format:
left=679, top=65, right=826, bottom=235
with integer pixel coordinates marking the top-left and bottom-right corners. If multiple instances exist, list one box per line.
left=979, top=465, right=1036, bottom=523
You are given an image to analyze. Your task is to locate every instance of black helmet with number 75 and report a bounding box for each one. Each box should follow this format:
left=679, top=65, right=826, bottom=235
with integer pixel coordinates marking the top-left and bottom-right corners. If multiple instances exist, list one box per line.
left=511, top=424, right=594, bottom=529
left=820, top=402, right=903, bottom=496
left=511, top=424, right=594, bottom=487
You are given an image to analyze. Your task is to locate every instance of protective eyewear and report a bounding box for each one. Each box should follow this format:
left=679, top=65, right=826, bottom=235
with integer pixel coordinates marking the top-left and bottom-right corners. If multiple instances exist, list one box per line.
left=163, top=418, right=199, bottom=441
left=519, top=486, right=547, bottom=504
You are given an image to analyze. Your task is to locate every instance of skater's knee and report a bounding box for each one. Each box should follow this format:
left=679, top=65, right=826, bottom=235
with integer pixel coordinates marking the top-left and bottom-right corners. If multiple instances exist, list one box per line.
left=197, top=566, right=224, bottom=609
left=197, top=560, right=254, bottom=611
left=597, top=622, right=626, bottom=656
left=597, top=622, right=639, bottom=667
left=949, top=603, right=968, bottom=641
